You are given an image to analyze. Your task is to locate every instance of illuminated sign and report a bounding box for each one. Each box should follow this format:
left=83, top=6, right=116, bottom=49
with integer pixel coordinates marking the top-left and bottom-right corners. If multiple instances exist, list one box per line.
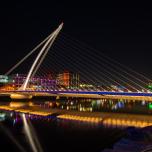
left=0, top=75, right=9, bottom=83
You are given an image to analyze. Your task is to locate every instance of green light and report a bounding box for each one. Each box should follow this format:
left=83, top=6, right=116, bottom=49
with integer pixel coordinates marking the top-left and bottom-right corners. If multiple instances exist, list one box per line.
left=148, top=85, right=152, bottom=89
left=148, top=103, right=152, bottom=109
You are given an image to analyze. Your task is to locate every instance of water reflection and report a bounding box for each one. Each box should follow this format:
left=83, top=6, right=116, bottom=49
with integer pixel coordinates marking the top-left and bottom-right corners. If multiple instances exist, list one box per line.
left=103, top=118, right=152, bottom=128
left=22, top=113, right=43, bottom=152
left=0, top=112, right=6, bottom=122
left=0, top=122, right=26, bottom=152
left=0, top=98, right=152, bottom=129
left=1, top=104, right=152, bottom=152
left=1, top=98, right=151, bottom=115
left=43, top=98, right=152, bottom=114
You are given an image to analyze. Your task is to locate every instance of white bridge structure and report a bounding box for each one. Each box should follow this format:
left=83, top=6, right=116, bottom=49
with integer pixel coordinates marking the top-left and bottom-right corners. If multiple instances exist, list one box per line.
left=8, top=23, right=63, bottom=99
left=1, top=23, right=152, bottom=101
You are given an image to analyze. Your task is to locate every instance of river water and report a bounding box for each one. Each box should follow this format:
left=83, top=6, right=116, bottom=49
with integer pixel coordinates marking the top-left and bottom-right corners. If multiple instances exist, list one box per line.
left=0, top=98, right=152, bottom=152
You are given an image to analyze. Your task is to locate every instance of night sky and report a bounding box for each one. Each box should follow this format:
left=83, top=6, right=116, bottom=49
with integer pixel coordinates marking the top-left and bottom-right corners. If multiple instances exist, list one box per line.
left=0, top=2, right=152, bottom=78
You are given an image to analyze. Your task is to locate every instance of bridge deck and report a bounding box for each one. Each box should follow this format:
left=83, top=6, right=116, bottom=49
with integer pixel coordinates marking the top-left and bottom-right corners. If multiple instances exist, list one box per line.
left=2, top=91, right=152, bottom=101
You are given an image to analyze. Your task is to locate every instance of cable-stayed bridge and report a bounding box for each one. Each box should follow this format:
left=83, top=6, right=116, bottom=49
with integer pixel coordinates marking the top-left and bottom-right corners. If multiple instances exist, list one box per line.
left=1, top=23, right=152, bottom=101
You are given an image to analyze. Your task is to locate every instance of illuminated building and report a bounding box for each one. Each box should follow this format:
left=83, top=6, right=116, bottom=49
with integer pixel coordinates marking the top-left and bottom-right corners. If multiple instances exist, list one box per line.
left=0, top=75, right=9, bottom=83
left=56, top=71, right=80, bottom=88
left=10, top=74, right=57, bottom=90
left=57, top=71, right=70, bottom=87
left=0, top=75, right=14, bottom=90
left=0, top=72, right=80, bottom=90
left=0, top=85, right=15, bottom=91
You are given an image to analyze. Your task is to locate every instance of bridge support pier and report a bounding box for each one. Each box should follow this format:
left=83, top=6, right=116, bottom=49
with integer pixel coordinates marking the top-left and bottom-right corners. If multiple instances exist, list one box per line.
left=10, top=93, right=33, bottom=100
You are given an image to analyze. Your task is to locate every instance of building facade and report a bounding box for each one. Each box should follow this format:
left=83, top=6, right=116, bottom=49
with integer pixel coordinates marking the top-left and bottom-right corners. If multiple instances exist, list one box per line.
left=56, top=71, right=80, bottom=89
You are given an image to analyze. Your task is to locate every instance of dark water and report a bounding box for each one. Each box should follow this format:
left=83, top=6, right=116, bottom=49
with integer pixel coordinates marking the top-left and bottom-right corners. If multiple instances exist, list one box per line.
left=0, top=113, right=123, bottom=152
left=0, top=111, right=124, bottom=152
left=0, top=98, right=152, bottom=152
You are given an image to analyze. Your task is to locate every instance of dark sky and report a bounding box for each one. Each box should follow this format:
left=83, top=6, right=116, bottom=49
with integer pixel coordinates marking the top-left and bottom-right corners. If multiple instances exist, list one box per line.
left=0, top=2, right=152, bottom=77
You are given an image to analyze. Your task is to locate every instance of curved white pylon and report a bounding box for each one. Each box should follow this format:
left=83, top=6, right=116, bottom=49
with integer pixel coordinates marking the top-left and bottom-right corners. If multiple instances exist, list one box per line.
left=19, top=23, right=63, bottom=90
